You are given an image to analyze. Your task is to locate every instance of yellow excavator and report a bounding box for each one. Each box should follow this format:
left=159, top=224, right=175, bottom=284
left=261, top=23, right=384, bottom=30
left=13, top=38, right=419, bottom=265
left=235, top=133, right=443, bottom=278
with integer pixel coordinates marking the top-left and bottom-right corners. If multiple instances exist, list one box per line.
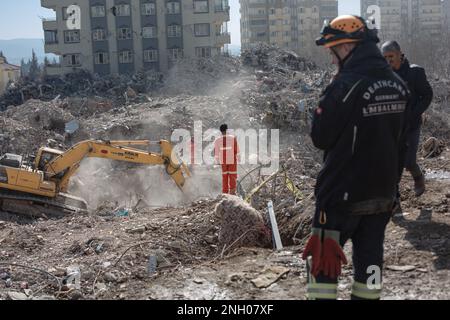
left=0, top=139, right=190, bottom=218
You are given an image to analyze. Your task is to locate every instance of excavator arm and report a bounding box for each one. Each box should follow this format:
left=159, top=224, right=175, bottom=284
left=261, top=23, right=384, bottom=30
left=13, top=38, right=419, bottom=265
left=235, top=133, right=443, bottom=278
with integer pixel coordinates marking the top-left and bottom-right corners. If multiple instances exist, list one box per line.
left=44, top=140, right=190, bottom=190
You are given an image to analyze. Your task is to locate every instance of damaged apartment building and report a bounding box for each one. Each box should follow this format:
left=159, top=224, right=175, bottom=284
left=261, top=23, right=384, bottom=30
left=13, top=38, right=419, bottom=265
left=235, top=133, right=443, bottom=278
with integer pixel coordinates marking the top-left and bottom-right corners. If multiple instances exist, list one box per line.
left=240, top=0, right=338, bottom=57
left=41, top=0, right=231, bottom=75
left=360, top=0, right=443, bottom=42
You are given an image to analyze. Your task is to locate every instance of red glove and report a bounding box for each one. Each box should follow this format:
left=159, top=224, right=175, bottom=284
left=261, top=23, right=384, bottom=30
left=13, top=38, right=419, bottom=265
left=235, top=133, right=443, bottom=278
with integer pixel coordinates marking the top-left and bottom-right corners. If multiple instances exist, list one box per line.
left=301, top=228, right=322, bottom=276
left=321, top=230, right=347, bottom=279
left=302, top=228, right=347, bottom=279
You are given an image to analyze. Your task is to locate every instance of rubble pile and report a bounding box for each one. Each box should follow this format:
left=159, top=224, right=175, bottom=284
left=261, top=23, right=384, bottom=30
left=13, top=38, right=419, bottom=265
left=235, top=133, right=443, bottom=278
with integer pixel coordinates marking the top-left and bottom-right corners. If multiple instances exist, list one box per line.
left=0, top=70, right=163, bottom=111
left=161, top=56, right=241, bottom=95
left=0, top=100, right=73, bottom=155
left=238, top=150, right=321, bottom=245
left=241, top=44, right=331, bottom=131
left=0, top=199, right=225, bottom=300
left=215, top=195, right=271, bottom=249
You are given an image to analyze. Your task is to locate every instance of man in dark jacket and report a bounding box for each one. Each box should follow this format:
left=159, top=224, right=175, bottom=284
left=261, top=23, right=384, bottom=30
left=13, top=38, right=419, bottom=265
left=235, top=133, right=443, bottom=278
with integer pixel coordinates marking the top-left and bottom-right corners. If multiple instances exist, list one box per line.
left=302, top=15, right=410, bottom=300
left=382, top=41, right=433, bottom=198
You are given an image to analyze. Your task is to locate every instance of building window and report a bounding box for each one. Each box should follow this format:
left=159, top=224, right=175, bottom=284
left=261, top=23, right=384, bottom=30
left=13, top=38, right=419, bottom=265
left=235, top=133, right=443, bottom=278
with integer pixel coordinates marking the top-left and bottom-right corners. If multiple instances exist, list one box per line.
left=115, top=4, right=131, bottom=16
left=142, top=2, right=156, bottom=15
left=44, top=30, right=58, bottom=44
left=194, top=0, right=209, bottom=13
left=195, top=47, right=211, bottom=58
left=142, top=26, right=157, bottom=38
left=64, top=30, right=80, bottom=43
left=144, top=49, right=158, bottom=62
left=92, top=29, right=106, bottom=41
left=168, top=48, right=183, bottom=60
left=215, top=0, right=227, bottom=12
left=64, top=54, right=81, bottom=66
left=91, top=5, right=106, bottom=17
left=167, top=2, right=181, bottom=14
left=119, top=51, right=133, bottom=63
left=194, top=23, right=210, bottom=37
left=167, top=24, right=181, bottom=37
left=117, top=27, right=132, bottom=40
left=94, top=52, right=109, bottom=64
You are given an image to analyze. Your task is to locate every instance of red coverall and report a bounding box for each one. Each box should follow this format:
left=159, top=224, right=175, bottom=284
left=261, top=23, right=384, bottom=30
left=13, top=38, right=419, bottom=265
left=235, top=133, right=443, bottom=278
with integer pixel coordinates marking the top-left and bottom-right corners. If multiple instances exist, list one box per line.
left=214, top=135, right=239, bottom=195
left=189, top=139, right=197, bottom=165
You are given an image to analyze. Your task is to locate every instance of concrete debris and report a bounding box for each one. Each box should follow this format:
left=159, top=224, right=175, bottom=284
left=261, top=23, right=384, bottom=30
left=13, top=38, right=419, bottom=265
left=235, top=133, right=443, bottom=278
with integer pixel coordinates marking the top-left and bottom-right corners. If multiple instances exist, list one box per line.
left=241, top=44, right=331, bottom=131
left=0, top=70, right=163, bottom=111
left=161, top=56, right=240, bottom=95
left=0, top=49, right=448, bottom=300
left=7, top=291, right=29, bottom=301
left=421, top=137, right=446, bottom=158
left=215, top=195, right=271, bottom=249
left=387, top=265, right=417, bottom=272
left=250, top=266, right=290, bottom=288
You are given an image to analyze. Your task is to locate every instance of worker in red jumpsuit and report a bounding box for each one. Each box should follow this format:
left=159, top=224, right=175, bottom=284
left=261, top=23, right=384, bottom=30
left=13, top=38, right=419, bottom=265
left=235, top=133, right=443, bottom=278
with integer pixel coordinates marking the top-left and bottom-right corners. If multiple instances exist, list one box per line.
left=214, top=124, right=239, bottom=195
left=189, top=137, right=197, bottom=166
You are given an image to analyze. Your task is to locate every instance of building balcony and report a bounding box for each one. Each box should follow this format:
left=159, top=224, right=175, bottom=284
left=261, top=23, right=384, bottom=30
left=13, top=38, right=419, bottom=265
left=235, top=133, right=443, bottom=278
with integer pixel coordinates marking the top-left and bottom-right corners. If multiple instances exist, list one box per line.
left=216, top=32, right=231, bottom=46
left=41, top=0, right=57, bottom=10
left=44, top=42, right=61, bottom=55
left=42, top=18, right=57, bottom=30
left=214, top=6, right=230, bottom=22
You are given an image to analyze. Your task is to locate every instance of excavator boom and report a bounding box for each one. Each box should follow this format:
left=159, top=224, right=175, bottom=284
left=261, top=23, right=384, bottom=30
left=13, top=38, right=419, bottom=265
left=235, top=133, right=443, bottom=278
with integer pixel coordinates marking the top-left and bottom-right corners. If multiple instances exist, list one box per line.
left=0, top=139, right=190, bottom=218
left=44, top=139, right=189, bottom=190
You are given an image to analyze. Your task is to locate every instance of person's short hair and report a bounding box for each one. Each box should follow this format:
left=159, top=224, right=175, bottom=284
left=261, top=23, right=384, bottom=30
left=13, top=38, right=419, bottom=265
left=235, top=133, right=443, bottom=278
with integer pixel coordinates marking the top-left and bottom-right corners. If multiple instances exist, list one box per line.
left=381, top=40, right=402, bottom=53
left=220, top=124, right=228, bottom=133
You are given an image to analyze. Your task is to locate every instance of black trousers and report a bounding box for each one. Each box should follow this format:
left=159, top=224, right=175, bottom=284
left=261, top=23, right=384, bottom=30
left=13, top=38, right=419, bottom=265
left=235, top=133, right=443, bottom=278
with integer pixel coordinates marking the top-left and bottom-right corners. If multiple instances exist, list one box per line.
left=404, top=126, right=422, bottom=176
left=314, top=212, right=392, bottom=299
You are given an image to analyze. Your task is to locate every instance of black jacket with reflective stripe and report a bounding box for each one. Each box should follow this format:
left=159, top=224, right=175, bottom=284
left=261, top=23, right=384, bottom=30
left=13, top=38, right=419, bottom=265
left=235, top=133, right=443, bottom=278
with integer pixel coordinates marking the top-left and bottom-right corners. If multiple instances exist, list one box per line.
left=310, top=42, right=410, bottom=229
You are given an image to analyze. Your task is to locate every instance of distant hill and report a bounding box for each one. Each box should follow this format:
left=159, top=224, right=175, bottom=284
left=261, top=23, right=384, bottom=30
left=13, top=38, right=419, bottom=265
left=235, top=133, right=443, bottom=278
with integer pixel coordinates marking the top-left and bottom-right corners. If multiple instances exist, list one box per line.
left=0, top=39, right=57, bottom=65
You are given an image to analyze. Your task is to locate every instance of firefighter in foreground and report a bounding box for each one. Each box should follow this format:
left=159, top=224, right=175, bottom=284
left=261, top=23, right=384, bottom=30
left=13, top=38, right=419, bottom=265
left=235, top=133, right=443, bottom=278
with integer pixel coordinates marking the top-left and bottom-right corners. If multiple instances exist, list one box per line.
left=214, top=124, right=239, bottom=195
left=302, top=15, right=410, bottom=300
left=381, top=41, right=433, bottom=204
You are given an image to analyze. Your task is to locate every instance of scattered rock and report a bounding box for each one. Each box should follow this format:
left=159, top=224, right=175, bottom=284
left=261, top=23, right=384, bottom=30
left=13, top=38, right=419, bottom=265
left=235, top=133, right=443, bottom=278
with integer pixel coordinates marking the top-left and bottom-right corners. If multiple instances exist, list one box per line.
left=7, top=291, right=29, bottom=300
left=68, top=290, right=84, bottom=300
left=193, top=278, right=204, bottom=284
left=387, top=265, right=417, bottom=272
left=32, top=295, right=57, bottom=300
left=250, top=266, right=290, bottom=289
left=103, top=272, right=118, bottom=283
left=126, top=226, right=146, bottom=234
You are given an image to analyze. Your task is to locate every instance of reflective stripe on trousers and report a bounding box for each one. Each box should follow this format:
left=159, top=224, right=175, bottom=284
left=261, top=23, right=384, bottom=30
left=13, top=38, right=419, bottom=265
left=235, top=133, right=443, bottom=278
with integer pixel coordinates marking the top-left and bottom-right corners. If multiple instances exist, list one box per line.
left=307, top=282, right=338, bottom=300
left=351, top=281, right=382, bottom=300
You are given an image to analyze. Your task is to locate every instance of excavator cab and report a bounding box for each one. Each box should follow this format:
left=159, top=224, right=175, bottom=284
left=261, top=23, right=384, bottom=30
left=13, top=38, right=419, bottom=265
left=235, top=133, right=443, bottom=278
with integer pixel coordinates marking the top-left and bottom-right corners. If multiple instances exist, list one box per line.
left=35, top=147, right=64, bottom=171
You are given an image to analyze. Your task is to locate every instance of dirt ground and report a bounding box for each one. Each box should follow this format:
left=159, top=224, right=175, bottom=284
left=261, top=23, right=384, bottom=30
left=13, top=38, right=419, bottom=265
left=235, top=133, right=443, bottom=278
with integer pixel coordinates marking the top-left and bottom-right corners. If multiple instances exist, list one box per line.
left=0, top=148, right=448, bottom=300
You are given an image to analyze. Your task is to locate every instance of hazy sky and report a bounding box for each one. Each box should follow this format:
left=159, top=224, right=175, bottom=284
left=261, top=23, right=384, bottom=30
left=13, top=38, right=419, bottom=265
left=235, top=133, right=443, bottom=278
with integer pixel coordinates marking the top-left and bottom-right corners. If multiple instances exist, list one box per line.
left=0, top=0, right=360, bottom=45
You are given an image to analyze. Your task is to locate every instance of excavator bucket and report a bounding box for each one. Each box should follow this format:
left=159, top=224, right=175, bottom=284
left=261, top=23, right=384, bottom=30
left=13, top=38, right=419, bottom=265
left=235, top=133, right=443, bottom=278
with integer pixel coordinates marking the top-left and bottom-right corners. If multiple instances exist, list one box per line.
left=159, top=140, right=191, bottom=189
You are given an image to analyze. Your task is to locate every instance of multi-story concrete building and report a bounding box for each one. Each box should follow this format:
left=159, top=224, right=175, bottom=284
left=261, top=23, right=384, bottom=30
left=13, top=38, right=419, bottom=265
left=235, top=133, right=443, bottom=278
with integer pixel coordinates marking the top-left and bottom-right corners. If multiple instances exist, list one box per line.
left=443, top=0, right=450, bottom=33
left=41, top=0, right=231, bottom=75
left=0, top=56, right=20, bottom=94
left=360, top=0, right=443, bottom=43
left=240, top=0, right=338, bottom=57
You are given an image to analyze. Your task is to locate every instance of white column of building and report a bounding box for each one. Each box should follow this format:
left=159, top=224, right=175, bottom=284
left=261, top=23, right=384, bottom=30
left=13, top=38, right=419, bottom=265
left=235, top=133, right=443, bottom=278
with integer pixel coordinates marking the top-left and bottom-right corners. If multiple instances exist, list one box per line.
left=106, top=0, right=119, bottom=74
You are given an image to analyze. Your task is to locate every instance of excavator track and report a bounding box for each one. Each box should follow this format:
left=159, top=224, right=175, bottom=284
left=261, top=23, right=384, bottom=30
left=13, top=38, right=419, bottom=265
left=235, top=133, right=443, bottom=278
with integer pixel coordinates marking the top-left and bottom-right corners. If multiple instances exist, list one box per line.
left=0, top=189, right=88, bottom=219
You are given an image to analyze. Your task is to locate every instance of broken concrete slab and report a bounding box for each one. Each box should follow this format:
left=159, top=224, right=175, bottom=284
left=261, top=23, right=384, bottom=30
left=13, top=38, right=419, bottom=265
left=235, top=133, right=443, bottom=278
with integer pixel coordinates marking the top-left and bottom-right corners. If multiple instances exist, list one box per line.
left=251, top=266, right=290, bottom=289
left=387, top=265, right=417, bottom=272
